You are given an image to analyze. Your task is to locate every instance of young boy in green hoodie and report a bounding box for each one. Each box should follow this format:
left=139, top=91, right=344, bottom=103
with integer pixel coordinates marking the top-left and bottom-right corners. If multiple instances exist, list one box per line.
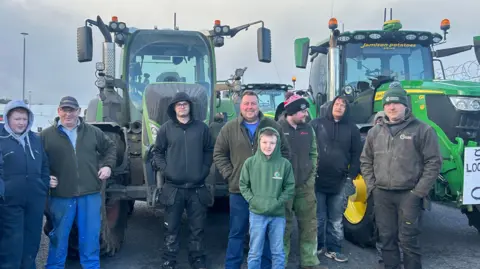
left=239, top=127, right=295, bottom=269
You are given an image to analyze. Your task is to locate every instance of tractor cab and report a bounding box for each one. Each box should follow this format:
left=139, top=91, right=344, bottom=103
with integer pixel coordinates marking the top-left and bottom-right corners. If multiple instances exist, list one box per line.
left=240, top=83, right=293, bottom=118
left=125, top=30, right=214, bottom=140
left=295, top=17, right=480, bottom=127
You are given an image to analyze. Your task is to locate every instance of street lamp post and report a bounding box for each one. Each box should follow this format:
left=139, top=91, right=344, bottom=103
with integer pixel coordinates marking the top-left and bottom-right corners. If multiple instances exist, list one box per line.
left=21, top=32, right=28, bottom=102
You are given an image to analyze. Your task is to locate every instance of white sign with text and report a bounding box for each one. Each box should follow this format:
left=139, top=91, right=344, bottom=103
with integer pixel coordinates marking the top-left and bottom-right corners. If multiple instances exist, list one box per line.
left=463, top=147, right=480, bottom=205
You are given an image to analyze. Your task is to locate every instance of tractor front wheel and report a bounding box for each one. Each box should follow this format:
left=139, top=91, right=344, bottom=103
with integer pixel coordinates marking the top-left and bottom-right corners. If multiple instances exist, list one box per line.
left=465, top=204, right=480, bottom=233
left=343, top=175, right=377, bottom=247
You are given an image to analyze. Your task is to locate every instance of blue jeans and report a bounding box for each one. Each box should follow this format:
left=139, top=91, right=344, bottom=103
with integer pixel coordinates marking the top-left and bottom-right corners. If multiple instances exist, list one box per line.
left=248, top=212, right=286, bottom=269
left=225, top=194, right=272, bottom=269
left=45, top=193, right=102, bottom=269
left=316, top=187, right=345, bottom=253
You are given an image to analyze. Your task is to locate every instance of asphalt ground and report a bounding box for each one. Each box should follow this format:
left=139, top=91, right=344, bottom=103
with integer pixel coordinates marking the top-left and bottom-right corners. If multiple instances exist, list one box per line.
left=35, top=200, right=480, bottom=269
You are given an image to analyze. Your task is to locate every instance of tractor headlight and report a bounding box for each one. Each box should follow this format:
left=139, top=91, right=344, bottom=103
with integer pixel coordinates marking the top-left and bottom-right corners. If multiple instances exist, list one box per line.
left=449, top=97, right=480, bottom=111
left=150, top=122, right=159, bottom=141
left=343, top=85, right=354, bottom=95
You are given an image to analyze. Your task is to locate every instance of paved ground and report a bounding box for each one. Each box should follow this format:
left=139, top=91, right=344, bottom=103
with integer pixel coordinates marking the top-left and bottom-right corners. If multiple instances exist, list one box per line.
left=36, top=201, right=480, bottom=269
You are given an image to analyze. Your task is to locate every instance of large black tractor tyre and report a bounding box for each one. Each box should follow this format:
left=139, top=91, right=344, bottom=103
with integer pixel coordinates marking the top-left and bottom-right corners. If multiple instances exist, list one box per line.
left=343, top=175, right=377, bottom=247
left=464, top=204, right=480, bottom=233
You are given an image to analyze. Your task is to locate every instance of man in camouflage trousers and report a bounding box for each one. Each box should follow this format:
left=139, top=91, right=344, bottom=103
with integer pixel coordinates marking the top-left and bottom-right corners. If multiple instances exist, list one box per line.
left=278, top=94, right=327, bottom=269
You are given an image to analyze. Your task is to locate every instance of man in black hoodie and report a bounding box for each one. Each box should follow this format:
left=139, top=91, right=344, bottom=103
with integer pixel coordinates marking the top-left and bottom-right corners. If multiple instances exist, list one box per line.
left=310, top=96, right=362, bottom=263
left=152, top=92, right=214, bottom=269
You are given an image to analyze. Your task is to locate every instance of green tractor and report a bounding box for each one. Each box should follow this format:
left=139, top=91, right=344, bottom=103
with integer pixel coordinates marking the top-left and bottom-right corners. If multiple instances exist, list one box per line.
left=294, top=10, right=480, bottom=247
left=239, top=83, right=293, bottom=119
left=61, top=14, right=272, bottom=258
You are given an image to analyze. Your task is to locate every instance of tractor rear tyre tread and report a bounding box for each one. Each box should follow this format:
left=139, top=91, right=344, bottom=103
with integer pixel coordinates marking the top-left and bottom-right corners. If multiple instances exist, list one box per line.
left=343, top=196, right=377, bottom=247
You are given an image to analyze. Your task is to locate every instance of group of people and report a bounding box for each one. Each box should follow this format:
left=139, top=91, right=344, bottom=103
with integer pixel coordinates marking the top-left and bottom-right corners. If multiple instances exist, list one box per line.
left=0, top=96, right=116, bottom=269
left=0, top=80, right=442, bottom=269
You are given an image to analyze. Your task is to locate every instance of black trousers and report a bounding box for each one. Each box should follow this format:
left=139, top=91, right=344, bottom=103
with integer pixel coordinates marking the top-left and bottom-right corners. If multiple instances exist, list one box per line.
left=373, top=188, right=423, bottom=269
left=160, top=184, right=210, bottom=269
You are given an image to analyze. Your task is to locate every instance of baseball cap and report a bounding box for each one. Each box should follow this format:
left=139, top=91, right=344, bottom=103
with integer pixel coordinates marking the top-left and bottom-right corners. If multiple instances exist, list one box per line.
left=59, top=96, right=80, bottom=109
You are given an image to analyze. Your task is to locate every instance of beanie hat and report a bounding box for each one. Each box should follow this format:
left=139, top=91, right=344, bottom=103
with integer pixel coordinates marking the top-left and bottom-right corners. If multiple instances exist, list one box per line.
left=285, top=91, right=294, bottom=100
left=382, top=81, right=408, bottom=107
left=285, top=94, right=309, bottom=115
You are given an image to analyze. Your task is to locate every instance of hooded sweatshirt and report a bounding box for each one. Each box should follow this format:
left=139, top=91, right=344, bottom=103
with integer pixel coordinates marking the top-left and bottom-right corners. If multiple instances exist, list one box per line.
left=0, top=100, right=50, bottom=204
left=152, top=92, right=214, bottom=188
left=239, top=127, right=295, bottom=217
left=310, top=96, right=363, bottom=194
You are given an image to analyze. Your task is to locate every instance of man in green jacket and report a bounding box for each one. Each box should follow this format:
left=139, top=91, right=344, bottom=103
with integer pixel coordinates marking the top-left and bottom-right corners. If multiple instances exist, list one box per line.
left=213, top=90, right=290, bottom=269
left=40, top=96, right=117, bottom=269
left=360, top=83, right=442, bottom=269
left=278, top=94, right=327, bottom=269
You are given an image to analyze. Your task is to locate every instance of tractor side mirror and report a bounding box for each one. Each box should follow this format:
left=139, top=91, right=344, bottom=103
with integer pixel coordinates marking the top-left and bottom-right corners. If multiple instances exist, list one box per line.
left=474, top=36, right=480, bottom=64
left=77, top=26, right=93, bottom=63
left=294, top=37, right=310, bottom=69
left=257, top=27, right=272, bottom=63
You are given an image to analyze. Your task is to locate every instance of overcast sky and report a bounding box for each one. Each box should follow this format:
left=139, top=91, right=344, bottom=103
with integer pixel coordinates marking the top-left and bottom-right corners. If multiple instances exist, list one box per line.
left=1, top=0, right=479, bottom=105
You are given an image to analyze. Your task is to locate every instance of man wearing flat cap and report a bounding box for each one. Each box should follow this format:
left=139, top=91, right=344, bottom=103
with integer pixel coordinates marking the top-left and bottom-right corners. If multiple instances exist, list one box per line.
left=40, top=96, right=117, bottom=269
left=360, top=82, right=442, bottom=269
left=278, top=95, right=327, bottom=269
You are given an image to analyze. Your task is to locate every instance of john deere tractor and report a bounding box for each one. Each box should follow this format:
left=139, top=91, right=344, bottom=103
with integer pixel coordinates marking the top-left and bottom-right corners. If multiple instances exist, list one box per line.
left=55, top=14, right=272, bottom=259
left=294, top=10, right=480, bottom=247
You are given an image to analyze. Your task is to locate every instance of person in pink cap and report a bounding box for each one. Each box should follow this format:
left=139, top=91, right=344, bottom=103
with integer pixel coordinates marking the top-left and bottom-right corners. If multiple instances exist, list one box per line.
left=274, top=91, right=295, bottom=121
left=277, top=94, right=328, bottom=269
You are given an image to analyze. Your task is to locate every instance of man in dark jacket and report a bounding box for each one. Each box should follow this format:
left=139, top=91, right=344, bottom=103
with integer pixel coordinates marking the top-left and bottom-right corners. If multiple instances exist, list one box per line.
left=213, top=90, right=290, bottom=269
left=278, top=95, right=327, bottom=269
left=360, top=82, right=442, bottom=269
left=41, top=96, right=117, bottom=269
left=310, top=96, right=362, bottom=263
left=0, top=100, right=51, bottom=268
left=152, top=92, right=214, bottom=269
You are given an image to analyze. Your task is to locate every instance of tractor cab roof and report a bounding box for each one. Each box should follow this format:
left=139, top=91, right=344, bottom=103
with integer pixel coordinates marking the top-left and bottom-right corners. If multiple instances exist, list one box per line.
left=241, top=83, right=293, bottom=91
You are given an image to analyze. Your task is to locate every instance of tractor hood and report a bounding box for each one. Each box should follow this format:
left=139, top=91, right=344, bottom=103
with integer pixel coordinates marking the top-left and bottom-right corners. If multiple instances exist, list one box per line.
left=376, top=79, right=480, bottom=97
left=143, top=83, right=209, bottom=126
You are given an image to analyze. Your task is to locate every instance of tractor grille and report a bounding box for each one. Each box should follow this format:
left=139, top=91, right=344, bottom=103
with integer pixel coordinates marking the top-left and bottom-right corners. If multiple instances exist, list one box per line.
left=425, top=95, right=480, bottom=143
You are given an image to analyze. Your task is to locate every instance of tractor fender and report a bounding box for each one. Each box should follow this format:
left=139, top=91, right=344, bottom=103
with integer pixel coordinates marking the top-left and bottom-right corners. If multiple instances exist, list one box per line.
left=89, top=122, right=129, bottom=173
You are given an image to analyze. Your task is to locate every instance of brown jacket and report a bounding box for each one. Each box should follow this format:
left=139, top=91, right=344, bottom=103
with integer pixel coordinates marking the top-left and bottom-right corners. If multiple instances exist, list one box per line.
left=213, top=112, right=290, bottom=194
left=360, top=109, right=442, bottom=198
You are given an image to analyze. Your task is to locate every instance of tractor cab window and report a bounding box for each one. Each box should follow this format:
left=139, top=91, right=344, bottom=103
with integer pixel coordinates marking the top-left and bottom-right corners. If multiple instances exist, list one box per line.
left=126, top=31, right=213, bottom=114
left=309, top=53, right=329, bottom=97
left=343, top=42, right=434, bottom=90
left=253, top=89, right=285, bottom=113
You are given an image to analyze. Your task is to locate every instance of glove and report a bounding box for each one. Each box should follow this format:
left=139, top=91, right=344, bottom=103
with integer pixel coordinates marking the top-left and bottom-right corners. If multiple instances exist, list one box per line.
left=345, top=177, right=356, bottom=197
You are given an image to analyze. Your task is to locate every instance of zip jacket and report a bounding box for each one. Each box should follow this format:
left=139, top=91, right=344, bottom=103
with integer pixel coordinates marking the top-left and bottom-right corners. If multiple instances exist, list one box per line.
left=277, top=114, right=318, bottom=187
left=360, top=108, right=442, bottom=198
left=239, top=127, right=295, bottom=216
left=0, top=100, right=50, bottom=204
left=213, top=112, right=290, bottom=194
left=40, top=117, right=117, bottom=198
left=152, top=92, right=214, bottom=188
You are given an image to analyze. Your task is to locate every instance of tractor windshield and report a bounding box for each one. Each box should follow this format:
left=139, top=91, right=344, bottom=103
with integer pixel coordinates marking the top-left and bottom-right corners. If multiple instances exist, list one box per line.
left=253, top=89, right=285, bottom=113
left=343, top=42, right=434, bottom=87
left=126, top=30, right=213, bottom=118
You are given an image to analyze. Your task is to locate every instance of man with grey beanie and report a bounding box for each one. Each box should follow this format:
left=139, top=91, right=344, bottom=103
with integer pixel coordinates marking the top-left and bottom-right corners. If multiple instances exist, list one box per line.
left=360, top=82, right=442, bottom=269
